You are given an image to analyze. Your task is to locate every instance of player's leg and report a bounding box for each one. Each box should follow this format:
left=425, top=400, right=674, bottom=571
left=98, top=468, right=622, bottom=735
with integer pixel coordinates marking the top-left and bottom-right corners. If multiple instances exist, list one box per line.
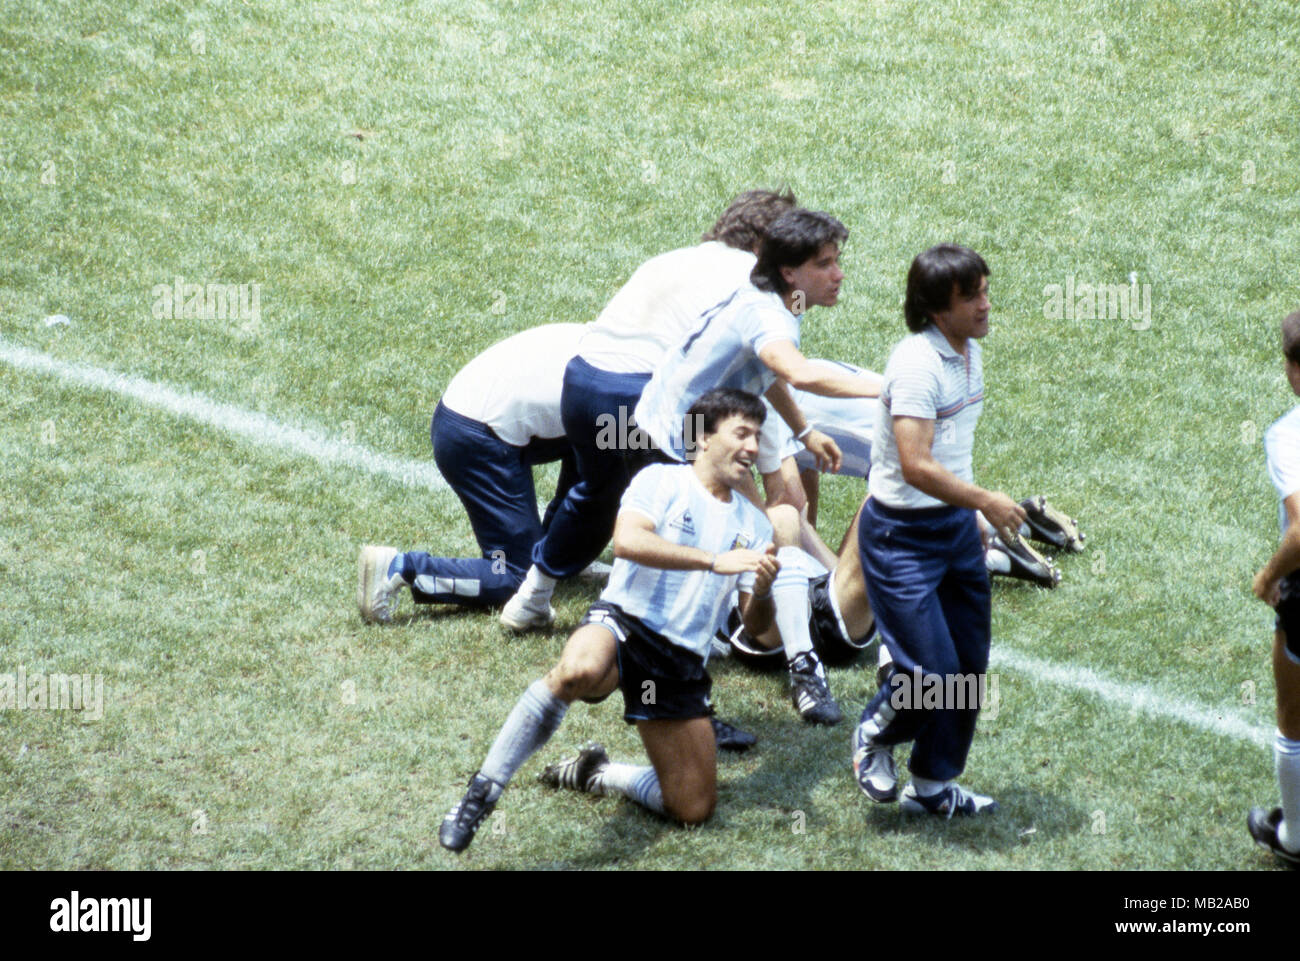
left=765, top=504, right=841, bottom=724
left=359, top=404, right=542, bottom=622
left=438, top=621, right=619, bottom=852
left=1269, top=629, right=1300, bottom=855
left=632, top=716, right=718, bottom=824
left=896, top=512, right=999, bottom=816
left=503, top=359, right=651, bottom=629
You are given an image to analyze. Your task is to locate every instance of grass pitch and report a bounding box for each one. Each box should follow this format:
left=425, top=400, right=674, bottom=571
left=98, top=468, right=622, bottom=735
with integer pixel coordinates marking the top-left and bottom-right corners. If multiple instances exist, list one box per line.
left=1, top=0, right=1299, bottom=871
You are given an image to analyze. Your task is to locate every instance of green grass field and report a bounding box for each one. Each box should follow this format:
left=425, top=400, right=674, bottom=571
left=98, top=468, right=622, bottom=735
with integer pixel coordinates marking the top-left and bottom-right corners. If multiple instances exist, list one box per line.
left=2, top=0, right=1299, bottom=871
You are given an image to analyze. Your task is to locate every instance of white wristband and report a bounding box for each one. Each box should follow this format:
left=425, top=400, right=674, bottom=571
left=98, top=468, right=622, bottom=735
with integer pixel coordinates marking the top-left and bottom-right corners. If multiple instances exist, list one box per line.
left=796, top=424, right=814, bottom=441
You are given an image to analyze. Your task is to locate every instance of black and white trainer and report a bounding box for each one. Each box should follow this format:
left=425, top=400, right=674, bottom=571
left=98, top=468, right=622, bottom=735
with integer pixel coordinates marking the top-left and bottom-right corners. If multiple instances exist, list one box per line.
left=438, top=773, right=502, bottom=852
left=788, top=652, right=842, bottom=726
left=1019, top=495, right=1085, bottom=553
left=539, top=743, right=609, bottom=792
left=900, top=781, right=999, bottom=818
left=987, top=532, right=1061, bottom=588
left=1247, top=806, right=1300, bottom=867
left=852, top=722, right=898, bottom=802
left=711, top=716, right=758, bottom=752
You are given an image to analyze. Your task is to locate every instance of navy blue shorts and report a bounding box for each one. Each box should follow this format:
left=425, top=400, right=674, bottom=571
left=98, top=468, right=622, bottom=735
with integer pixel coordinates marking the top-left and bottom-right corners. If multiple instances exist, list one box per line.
left=581, top=601, right=713, bottom=723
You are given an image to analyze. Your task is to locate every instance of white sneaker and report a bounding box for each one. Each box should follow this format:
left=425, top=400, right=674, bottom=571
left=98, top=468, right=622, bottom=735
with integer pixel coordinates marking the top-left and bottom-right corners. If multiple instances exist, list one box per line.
left=578, top=560, right=614, bottom=581
left=499, top=589, right=556, bottom=631
left=900, top=781, right=999, bottom=818
left=357, top=545, right=403, bottom=623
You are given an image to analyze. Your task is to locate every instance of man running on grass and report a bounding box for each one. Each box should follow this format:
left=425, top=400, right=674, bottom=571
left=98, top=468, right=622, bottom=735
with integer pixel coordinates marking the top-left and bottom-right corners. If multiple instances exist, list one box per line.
left=439, top=388, right=778, bottom=852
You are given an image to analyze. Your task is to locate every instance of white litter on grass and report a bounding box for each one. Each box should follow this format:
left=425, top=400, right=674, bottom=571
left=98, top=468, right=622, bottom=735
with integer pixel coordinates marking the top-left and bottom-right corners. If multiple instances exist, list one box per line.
left=43, top=314, right=71, bottom=327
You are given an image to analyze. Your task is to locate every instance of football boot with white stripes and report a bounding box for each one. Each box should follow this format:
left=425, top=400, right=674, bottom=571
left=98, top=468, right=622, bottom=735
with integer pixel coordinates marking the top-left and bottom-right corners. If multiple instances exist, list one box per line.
left=986, top=532, right=1061, bottom=588
left=540, top=743, right=609, bottom=792
left=439, top=773, right=502, bottom=852
left=788, top=652, right=842, bottom=725
left=358, top=545, right=406, bottom=623
left=901, top=781, right=999, bottom=818
left=852, top=722, right=898, bottom=803
left=1019, top=496, right=1085, bottom=553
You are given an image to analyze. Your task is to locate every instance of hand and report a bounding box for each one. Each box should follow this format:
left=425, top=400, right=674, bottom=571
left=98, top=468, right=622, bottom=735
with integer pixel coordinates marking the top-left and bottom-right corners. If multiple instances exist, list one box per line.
left=803, top=429, right=842, bottom=474
left=711, top=548, right=772, bottom=576
left=751, top=544, right=780, bottom=598
left=979, top=491, right=1028, bottom=542
left=1254, top=567, right=1281, bottom=607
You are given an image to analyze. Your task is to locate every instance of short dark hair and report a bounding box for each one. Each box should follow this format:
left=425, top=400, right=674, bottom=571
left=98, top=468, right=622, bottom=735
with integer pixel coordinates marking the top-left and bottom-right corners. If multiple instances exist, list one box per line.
left=751, top=209, right=848, bottom=296
left=903, top=244, right=990, bottom=333
left=1284, top=310, right=1300, bottom=364
left=702, top=188, right=798, bottom=252
left=686, top=388, right=766, bottom=440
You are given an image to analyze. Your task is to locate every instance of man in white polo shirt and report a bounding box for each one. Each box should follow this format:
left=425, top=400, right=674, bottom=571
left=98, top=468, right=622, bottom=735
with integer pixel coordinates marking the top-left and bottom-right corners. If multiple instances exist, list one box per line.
left=356, top=323, right=583, bottom=621
left=850, top=244, right=1027, bottom=817
left=1248, top=309, right=1300, bottom=866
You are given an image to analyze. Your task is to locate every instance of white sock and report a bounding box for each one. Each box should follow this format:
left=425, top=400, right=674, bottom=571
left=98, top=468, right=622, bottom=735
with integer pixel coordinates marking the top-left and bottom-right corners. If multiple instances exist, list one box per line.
left=590, top=762, right=665, bottom=815
left=911, top=775, right=948, bottom=798
left=478, top=680, right=567, bottom=799
left=520, top=565, right=557, bottom=603
left=772, top=547, right=818, bottom=674
left=1275, top=731, right=1300, bottom=852
left=985, top=549, right=1011, bottom=573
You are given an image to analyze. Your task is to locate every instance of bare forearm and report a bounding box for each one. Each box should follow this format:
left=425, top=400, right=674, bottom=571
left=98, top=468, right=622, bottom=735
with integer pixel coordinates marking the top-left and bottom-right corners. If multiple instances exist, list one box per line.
left=901, top=454, right=994, bottom=513
left=1262, top=525, right=1300, bottom=585
left=613, top=526, right=713, bottom=571
left=785, top=365, right=881, bottom=399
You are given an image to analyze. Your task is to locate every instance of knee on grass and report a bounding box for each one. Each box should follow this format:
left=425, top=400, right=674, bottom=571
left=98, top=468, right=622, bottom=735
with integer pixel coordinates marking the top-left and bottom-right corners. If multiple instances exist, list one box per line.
left=665, top=792, right=716, bottom=826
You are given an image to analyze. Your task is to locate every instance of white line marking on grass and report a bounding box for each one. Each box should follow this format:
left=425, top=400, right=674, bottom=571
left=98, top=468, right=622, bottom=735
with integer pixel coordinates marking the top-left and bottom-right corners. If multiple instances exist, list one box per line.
left=0, top=338, right=1274, bottom=746
left=0, top=337, right=448, bottom=493
left=991, top=646, right=1272, bottom=748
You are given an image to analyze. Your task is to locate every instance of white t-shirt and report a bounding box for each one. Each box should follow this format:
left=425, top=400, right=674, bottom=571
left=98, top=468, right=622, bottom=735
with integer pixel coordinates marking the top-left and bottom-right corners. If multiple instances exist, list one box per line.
left=577, top=242, right=757, bottom=374
left=439, top=323, right=585, bottom=447
left=601, top=463, right=774, bottom=660
left=869, top=325, right=984, bottom=509
left=1265, top=405, right=1300, bottom=536
left=634, top=284, right=800, bottom=461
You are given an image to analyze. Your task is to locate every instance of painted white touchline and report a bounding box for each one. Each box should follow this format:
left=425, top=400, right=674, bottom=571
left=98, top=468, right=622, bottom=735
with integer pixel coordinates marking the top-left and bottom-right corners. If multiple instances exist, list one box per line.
left=991, top=646, right=1272, bottom=748
left=0, top=338, right=1274, bottom=746
left=0, top=337, right=449, bottom=493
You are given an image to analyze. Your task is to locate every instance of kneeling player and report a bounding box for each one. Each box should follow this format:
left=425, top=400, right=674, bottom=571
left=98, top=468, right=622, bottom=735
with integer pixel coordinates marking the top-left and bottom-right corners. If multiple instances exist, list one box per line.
left=438, top=389, right=778, bottom=852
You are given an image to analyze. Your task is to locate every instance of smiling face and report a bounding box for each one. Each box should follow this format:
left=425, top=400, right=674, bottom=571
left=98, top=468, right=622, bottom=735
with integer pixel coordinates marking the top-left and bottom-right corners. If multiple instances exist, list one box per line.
left=695, top=413, right=762, bottom=494
left=931, top=274, right=991, bottom=350
left=780, top=242, right=844, bottom=311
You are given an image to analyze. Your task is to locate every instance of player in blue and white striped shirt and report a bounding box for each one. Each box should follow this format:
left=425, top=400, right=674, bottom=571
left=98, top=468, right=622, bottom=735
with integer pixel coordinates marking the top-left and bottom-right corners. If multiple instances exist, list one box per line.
left=438, top=389, right=780, bottom=852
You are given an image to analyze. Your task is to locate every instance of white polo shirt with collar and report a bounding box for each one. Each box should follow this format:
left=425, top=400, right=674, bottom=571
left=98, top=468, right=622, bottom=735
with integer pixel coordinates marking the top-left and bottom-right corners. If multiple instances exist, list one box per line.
left=868, top=324, right=984, bottom=510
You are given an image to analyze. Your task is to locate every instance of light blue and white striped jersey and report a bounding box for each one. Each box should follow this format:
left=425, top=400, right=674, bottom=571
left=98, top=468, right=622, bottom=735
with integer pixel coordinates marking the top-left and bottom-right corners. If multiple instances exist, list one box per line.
left=601, top=463, right=774, bottom=660
left=634, top=284, right=799, bottom=461
left=1265, top=405, right=1300, bottom=536
left=869, top=325, right=984, bottom=509
left=762, top=359, right=880, bottom=477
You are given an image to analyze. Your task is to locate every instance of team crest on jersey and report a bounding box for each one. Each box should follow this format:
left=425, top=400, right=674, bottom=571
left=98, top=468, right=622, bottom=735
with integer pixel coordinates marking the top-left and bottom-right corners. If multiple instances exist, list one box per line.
left=669, top=510, right=696, bottom=536
left=728, top=533, right=752, bottom=551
